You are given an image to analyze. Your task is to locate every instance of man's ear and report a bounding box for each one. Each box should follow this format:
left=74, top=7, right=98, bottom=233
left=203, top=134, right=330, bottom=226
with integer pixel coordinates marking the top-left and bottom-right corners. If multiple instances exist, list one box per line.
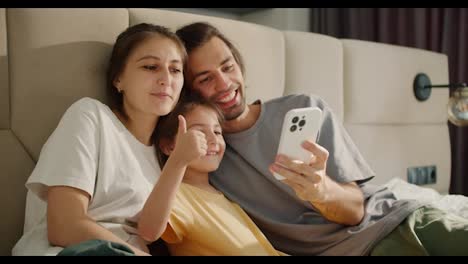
left=159, top=138, right=175, bottom=156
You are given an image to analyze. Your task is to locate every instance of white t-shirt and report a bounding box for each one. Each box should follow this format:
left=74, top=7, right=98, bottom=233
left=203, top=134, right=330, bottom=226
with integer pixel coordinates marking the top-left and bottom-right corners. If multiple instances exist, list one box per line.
left=12, top=97, right=161, bottom=256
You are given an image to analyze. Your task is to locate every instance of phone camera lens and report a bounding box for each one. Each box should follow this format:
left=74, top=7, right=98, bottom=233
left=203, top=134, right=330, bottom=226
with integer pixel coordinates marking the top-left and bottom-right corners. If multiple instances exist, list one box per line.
left=292, top=116, right=299, bottom=123
left=299, top=120, right=306, bottom=127
left=290, top=125, right=297, bottom=132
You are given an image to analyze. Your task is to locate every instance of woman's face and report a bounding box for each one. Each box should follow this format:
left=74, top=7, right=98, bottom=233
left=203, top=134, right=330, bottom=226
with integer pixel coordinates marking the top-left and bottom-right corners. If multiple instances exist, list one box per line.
left=185, top=106, right=225, bottom=173
left=114, top=35, right=184, bottom=118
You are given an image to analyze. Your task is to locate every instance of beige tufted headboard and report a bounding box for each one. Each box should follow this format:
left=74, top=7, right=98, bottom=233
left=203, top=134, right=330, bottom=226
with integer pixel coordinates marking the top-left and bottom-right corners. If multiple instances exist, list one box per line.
left=0, top=8, right=449, bottom=255
left=341, top=40, right=450, bottom=191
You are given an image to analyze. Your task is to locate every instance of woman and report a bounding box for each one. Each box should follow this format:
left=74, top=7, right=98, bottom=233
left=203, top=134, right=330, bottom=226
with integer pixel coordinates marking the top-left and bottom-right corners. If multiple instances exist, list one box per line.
left=12, top=23, right=186, bottom=256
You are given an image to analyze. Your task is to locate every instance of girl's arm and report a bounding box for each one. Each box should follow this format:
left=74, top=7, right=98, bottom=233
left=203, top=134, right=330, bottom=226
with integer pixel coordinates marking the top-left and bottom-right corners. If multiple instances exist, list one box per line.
left=137, top=116, right=206, bottom=242
left=137, top=155, right=187, bottom=242
left=47, top=186, right=150, bottom=256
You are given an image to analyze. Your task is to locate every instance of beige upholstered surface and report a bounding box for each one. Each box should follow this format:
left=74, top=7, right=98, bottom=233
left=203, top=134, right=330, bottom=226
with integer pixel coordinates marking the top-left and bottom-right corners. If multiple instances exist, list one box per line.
left=0, top=9, right=8, bottom=129
left=128, top=8, right=285, bottom=105
left=341, top=39, right=451, bottom=194
left=345, top=124, right=450, bottom=193
left=342, top=39, right=449, bottom=124
left=284, top=31, right=344, bottom=121
left=7, top=8, right=129, bottom=161
left=0, top=130, right=35, bottom=256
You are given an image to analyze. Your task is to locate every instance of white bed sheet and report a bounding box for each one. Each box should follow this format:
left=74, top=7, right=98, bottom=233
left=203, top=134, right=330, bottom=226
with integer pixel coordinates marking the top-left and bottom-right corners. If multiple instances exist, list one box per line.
left=383, top=178, right=468, bottom=219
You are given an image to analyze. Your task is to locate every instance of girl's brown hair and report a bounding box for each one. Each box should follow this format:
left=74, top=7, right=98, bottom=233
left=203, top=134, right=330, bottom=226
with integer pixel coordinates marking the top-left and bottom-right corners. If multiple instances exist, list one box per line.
left=153, top=93, right=224, bottom=168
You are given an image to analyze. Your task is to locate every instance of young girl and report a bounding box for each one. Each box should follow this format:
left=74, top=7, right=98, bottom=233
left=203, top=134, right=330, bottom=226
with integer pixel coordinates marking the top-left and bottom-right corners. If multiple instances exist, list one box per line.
left=12, top=23, right=186, bottom=256
left=137, top=95, right=284, bottom=256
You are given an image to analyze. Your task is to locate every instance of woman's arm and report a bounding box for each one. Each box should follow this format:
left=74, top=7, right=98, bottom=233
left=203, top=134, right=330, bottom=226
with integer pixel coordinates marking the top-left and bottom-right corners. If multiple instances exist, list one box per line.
left=47, top=186, right=150, bottom=256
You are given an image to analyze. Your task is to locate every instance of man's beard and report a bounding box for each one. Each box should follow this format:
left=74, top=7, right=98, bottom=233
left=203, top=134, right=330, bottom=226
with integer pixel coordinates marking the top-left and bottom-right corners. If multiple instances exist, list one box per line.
left=223, top=98, right=246, bottom=121
left=211, top=83, right=246, bottom=121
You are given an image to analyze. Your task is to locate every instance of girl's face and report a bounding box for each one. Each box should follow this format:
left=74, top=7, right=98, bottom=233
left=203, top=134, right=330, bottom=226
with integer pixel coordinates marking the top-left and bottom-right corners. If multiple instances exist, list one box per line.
left=114, top=35, right=184, bottom=118
left=185, top=106, right=225, bottom=173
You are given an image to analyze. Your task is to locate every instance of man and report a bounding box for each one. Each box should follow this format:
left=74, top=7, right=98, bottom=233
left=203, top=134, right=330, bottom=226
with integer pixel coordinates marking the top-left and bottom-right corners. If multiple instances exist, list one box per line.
left=176, top=22, right=468, bottom=256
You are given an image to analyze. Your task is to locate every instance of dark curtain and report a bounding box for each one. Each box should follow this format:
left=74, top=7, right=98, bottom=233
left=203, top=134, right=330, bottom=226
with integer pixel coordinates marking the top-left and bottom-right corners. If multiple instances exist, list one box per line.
left=310, top=8, right=468, bottom=195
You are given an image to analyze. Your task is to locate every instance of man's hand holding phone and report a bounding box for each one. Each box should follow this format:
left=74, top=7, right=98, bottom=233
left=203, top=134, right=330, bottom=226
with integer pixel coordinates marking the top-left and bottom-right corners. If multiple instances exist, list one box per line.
left=269, top=140, right=330, bottom=203
left=270, top=106, right=331, bottom=203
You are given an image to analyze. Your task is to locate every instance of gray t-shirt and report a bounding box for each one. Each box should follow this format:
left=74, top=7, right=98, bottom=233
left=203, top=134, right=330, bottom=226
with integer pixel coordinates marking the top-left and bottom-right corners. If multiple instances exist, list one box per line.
left=210, top=94, right=424, bottom=255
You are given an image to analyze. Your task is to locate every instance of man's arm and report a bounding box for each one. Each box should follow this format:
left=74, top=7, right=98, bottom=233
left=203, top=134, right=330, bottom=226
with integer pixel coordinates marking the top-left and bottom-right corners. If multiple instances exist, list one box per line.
left=270, top=140, right=365, bottom=226
left=309, top=179, right=364, bottom=225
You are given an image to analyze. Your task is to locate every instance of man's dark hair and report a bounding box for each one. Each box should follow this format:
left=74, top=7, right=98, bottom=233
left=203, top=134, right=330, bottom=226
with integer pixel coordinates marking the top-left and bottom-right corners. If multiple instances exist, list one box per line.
left=176, top=22, right=245, bottom=76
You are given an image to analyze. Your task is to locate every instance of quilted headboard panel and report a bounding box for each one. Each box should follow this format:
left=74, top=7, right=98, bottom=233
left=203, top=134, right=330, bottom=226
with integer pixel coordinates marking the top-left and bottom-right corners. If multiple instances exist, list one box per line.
left=283, top=31, right=344, bottom=121
left=342, top=39, right=449, bottom=124
left=8, top=8, right=129, bottom=161
left=342, top=39, right=450, bottom=193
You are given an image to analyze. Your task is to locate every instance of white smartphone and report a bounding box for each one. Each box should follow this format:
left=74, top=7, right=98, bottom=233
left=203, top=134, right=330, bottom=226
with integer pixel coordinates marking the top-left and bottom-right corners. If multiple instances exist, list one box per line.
left=273, top=107, right=323, bottom=180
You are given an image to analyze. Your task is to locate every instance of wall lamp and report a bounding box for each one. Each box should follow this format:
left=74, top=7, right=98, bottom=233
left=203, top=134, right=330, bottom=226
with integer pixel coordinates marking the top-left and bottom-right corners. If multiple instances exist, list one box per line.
left=414, top=73, right=468, bottom=126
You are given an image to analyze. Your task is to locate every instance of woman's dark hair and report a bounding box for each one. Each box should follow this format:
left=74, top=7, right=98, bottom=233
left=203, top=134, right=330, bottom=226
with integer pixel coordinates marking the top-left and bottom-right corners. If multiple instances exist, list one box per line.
left=153, top=92, right=224, bottom=168
left=107, top=23, right=188, bottom=118
left=175, top=22, right=245, bottom=76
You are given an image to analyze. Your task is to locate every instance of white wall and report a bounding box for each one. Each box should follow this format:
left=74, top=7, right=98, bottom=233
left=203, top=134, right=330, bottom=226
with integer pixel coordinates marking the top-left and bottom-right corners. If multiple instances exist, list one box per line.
left=241, top=8, right=310, bottom=32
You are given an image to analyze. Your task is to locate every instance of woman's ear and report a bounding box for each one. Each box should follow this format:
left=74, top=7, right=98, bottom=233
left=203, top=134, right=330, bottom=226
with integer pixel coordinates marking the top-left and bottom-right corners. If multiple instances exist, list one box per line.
left=113, top=79, right=122, bottom=92
left=159, top=138, right=175, bottom=156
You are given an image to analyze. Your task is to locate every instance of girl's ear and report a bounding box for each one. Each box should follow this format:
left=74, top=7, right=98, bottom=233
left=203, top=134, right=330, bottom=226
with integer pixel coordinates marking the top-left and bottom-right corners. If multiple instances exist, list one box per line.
left=159, top=138, right=175, bottom=156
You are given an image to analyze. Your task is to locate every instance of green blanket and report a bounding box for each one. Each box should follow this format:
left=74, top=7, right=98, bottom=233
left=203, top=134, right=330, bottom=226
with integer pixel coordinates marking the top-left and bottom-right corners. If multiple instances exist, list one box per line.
left=57, top=239, right=135, bottom=256
left=371, top=205, right=468, bottom=256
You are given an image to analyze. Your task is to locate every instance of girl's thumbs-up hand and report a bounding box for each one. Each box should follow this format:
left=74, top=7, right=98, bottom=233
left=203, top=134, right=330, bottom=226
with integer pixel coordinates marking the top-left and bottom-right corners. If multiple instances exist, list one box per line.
left=172, top=115, right=207, bottom=165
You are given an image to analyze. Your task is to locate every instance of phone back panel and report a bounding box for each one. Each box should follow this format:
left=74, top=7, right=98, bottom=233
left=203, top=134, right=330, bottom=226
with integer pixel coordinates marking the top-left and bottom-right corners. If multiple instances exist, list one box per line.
left=274, top=107, right=322, bottom=180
